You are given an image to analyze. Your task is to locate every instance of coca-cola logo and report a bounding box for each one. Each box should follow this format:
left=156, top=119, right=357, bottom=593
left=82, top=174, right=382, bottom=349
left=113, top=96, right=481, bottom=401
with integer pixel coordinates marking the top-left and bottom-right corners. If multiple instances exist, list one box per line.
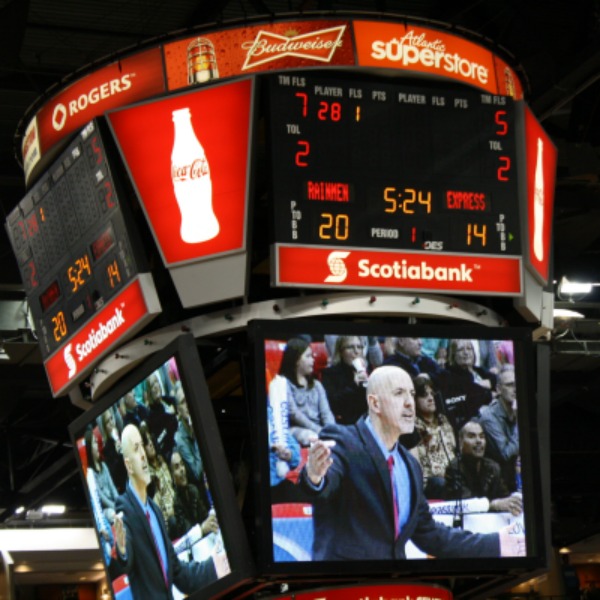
left=171, top=158, right=209, bottom=181
left=241, top=25, right=346, bottom=70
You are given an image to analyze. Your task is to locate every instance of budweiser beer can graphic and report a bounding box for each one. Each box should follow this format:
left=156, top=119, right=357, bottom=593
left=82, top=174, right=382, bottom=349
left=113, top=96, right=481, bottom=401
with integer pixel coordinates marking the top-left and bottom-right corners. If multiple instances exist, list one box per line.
left=187, top=37, right=219, bottom=84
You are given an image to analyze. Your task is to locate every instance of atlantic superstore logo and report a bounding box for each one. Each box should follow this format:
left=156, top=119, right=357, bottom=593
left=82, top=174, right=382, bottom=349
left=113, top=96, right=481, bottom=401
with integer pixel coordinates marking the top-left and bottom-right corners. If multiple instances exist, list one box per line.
left=354, top=20, right=510, bottom=96
left=275, top=245, right=522, bottom=295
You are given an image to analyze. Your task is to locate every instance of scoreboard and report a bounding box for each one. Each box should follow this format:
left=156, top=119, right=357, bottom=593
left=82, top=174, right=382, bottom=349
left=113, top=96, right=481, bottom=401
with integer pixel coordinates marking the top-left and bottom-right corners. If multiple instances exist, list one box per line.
left=269, top=72, right=521, bottom=257
left=5, top=120, right=148, bottom=361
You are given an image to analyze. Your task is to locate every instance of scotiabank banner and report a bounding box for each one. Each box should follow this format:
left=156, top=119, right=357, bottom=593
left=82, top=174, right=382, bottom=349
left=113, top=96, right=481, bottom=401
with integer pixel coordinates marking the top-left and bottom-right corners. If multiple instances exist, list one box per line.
left=44, top=276, right=160, bottom=397
left=524, top=105, right=557, bottom=284
left=353, top=20, right=523, bottom=99
left=25, top=48, right=165, bottom=183
left=275, top=245, right=522, bottom=295
left=108, top=78, right=253, bottom=266
left=164, top=20, right=354, bottom=90
left=267, top=583, right=452, bottom=600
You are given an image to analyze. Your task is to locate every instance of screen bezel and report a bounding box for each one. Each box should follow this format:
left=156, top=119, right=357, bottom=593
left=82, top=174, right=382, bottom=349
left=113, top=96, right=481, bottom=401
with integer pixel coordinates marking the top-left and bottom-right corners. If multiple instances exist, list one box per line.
left=247, top=318, right=546, bottom=581
left=69, top=333, right=255, bottom=599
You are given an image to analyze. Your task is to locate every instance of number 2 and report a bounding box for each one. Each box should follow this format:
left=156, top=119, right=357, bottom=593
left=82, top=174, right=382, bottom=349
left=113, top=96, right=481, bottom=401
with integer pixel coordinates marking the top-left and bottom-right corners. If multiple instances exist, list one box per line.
left=295, top=141, right=310, bottom=167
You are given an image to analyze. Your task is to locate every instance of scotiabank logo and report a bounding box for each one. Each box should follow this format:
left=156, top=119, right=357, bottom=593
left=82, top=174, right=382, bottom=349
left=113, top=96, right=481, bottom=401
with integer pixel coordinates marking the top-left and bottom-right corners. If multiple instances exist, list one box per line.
left=324, top=251, right=350, bottom=283
left=45, top=278, right=158, bottom=397
left=74, top=307, right=125, bottom=363
left=357, top=258, right=473, bottom=282
left=241, top=25, right=346, bottom=70
left=276, top=245, right=522, bottom=295
left=64, top=344, right=77, bottom=379
left=51, top=74, right=133, bottom=131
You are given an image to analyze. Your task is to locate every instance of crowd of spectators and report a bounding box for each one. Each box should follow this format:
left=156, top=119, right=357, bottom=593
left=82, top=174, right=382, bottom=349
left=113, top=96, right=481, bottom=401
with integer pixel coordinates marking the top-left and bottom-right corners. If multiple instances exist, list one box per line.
left=80, top=357, right=215, bottom=568
left=267, top=334, right=522, bottom=515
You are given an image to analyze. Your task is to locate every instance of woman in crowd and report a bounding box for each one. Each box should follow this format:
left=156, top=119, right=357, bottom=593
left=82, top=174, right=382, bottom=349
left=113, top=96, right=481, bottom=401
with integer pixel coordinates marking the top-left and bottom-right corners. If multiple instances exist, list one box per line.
left=100, top=408, right=127, bottom=494
left=140, top=424, right=176, bottom=524
left=321, top=335, right=370, bottom=424
left=409, top=374, right=456, bottom=499
left=439, top=338, right=497, bottom=430
left=278, top=337, right=335, bottom=446
left=85, top=427, right=119, bottom=524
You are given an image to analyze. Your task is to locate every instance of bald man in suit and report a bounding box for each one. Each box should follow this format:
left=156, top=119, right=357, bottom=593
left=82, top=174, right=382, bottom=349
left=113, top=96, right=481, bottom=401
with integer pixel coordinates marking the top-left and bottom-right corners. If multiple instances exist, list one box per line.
left=114, top=424, right=229, bottom=599
left=300, top=366, right=525, bottom=561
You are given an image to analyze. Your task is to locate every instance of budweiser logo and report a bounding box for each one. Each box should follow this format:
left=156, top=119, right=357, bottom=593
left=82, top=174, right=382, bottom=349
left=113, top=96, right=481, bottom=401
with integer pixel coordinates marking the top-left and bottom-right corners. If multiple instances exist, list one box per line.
left=241, top=25, right=346, bottom=70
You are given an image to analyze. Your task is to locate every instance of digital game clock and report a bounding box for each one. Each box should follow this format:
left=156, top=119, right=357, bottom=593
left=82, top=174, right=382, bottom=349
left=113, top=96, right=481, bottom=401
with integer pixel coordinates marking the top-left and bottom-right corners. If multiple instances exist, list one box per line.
left=5, top=120, right=145, bottom=360
left=268, top=72, right=522, bottom=257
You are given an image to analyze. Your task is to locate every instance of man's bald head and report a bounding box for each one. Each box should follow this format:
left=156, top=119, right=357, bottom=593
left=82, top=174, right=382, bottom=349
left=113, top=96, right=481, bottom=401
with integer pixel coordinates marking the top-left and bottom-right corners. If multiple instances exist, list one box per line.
left=121, top=424, right=151, bottom=492
left=366, top=366, right=416, bottom=445
left=121, top=424, right=140, bottom=461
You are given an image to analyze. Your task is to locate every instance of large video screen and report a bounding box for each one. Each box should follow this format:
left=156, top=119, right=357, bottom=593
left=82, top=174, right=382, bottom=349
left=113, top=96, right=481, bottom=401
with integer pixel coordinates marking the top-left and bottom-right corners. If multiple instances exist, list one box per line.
left=248, top=319, right=545, bottom=580
left=69, top=334, right=254, bottom=599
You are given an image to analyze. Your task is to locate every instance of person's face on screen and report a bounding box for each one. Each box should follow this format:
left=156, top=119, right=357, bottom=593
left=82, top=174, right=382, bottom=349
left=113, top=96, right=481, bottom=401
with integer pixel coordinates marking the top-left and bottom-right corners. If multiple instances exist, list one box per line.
left=296, top=346, right=315, bottom=377
left=123, top=426, right=151, bottom=488
left=147, top=374, right=162, bottom=405
left=171, top=451, right=188, bottom=487
left=144, top=435, right=157, bottom=461
left=454, top=340, right=475, bottom=369
left=124, top=391, right=136, bottom=410
left=340, top=336, right=363, bottom=365
left=416, top=385, right=436, bottom=418
left=460, top=421, right=486, bottom=458
left=370, top=367, right=415, bottom=436
left=397, top=337, right=422, bottom=358
left=497, top=367, right=518, bottom=419
left=177, top=394, right=190, bottom=421
left=91, top=434, right=100, bottom=464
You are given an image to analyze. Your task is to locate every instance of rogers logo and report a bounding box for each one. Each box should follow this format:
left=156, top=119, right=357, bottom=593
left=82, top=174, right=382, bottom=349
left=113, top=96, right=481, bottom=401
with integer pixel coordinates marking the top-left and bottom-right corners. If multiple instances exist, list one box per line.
left=370, top=30, right=489, bottom=85
left=241, top=25, right=346, bottom=70
left=358, top=258, right=473, bottom=282
left=50, top=74, right=134, bottom=132
left=324, top=251, right=350, bottom=283
left=64, top=343, right=77, bottom=379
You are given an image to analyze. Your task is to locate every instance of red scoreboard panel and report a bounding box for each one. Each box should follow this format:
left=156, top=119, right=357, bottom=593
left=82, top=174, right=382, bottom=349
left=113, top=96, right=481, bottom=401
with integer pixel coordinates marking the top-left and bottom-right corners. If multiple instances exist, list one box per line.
left=268, top=72, right=525, bottom=296
left=5, top=120, right=160, bottom=396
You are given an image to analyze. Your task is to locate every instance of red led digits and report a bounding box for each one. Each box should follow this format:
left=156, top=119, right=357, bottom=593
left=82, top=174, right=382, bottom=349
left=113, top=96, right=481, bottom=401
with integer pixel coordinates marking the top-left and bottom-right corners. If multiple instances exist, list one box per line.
left=295, top=92, right=308, bottom=117
left=497, top=156, right=511, bottom=181
left=495, top=110, right=508, bottom=135
left=317, top=101, right=342, bottom=121
left=295, top=140, right=310, bottom=167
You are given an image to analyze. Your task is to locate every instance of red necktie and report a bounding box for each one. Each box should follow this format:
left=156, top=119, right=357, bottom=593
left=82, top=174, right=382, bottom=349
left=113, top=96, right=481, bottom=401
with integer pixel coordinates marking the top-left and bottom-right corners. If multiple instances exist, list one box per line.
left=387, top=455, right=399, bottom=538
left=146, top=509, right=168, bottom=585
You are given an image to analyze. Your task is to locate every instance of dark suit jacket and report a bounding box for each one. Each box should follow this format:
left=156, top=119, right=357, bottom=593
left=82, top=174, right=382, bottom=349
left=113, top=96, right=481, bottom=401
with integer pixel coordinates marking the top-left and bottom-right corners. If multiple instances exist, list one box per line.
left=115, top=485, right=216, bottom=600
left=299, top=417, right=500, bottom=561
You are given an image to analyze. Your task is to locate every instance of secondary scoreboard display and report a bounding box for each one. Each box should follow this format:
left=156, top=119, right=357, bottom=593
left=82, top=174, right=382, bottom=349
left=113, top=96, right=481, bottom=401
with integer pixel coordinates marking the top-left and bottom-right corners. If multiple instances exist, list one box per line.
left=5, top=121, right=143, bottom=360
left=269, top=72, right=521, bottom=257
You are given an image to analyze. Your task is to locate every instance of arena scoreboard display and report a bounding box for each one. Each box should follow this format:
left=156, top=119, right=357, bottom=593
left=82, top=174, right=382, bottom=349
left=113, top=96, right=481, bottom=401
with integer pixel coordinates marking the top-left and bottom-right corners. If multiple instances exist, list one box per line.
left=269, top=72, right=528, bottom=294
left=5, top=120, right=160, bottom=395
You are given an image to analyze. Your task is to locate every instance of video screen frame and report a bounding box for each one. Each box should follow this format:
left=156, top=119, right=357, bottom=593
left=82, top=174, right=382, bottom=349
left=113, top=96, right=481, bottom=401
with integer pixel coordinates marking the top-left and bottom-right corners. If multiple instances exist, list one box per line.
left=69, top=333, right=254, bottom=600
left=248, top=318, right=545, bottom=580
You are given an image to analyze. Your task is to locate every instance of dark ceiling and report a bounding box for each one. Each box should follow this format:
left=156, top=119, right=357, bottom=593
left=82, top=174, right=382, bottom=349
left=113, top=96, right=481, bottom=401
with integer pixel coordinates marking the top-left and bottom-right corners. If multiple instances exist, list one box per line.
left=1, top=0, right=600, bottom=594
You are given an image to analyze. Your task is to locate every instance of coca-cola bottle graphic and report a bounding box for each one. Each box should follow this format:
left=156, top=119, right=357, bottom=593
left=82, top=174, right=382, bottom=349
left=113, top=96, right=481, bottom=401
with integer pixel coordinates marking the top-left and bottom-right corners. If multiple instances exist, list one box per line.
left=171, top=107, right=219, bottom=244
left=533, top=137, right=545, bottom=262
